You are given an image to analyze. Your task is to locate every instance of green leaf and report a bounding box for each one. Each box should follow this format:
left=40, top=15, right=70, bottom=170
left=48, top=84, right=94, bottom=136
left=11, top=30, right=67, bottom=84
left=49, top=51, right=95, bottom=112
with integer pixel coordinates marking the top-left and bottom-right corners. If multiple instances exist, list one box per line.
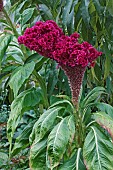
left=81, top=87, right=105, bottom=108
left=62, top=0, right=73, bottom=32
left=107, top=0, right=113, bottom=16
left=21, top=8, right=35, bottom=25
left=80, top=0, right=90, bottom=27
left=93, top=112, right=113, bottom=140
left=39, top=4, right=53, bottom=20
left=49, top=99, right=74, bottom=111
left=47, top=117, right=70, bottom=169
left=9, top=61, right=35, bottom=97
left=76, top=148, right=86, bottom=170
left=33, top=70, right=49, bottom=108
left=39, top=107, right=64, bottom=139
left=0, top=34, right=12, bottom=65
left=59, top=149, right=86, bottom=170
left=7, top=88, right=40, bottom=148
left=29, top=139, right=47, bottom=170
left=103, top=42, right=112, bottom=79
left=92, top=0, right=104, bottom=18
left=47, top=62, right=58, bottom=97
left=96, top=102, right=113, bottom=119
left=29, top=107, right=64, bottom=144
left=59, top=154, right=76, bottom=170
left=0, top=152, right=8, bottom=167
left=11, top=121, right=35, bottom=157
left=83, top=126, right=113, bottom=170
left=67, top=6, right=74, bottom=35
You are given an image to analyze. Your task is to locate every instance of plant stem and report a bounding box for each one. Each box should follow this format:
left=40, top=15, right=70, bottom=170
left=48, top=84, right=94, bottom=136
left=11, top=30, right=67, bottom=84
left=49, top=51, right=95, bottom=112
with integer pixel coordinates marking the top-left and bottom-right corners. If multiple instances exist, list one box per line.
left=74, top=109, right=85, bottom=148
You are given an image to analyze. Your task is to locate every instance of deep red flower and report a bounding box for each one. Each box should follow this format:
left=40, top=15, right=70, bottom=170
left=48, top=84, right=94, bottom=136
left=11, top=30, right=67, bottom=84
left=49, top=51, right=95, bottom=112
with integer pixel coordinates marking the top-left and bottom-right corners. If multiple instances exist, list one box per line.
left=18, top=20, right=102, bottom=68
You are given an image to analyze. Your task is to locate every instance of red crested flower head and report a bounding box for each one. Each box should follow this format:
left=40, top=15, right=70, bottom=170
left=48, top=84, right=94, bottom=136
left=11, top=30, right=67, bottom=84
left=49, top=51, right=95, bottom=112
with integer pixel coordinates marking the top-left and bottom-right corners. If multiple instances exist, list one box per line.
left=18, top=20, right=102, bottom=68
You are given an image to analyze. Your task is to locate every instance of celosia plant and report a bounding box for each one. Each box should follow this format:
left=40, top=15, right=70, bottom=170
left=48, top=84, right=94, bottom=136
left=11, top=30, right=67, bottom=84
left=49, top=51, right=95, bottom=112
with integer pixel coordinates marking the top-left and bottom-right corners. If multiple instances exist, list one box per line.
left=18, top=20, right=102, bottom=107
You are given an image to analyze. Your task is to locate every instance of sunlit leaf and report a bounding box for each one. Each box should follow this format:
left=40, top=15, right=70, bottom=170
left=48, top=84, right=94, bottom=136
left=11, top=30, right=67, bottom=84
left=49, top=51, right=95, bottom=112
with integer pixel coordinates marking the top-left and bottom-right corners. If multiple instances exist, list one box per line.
left=47, top=117, right=70, bottom=169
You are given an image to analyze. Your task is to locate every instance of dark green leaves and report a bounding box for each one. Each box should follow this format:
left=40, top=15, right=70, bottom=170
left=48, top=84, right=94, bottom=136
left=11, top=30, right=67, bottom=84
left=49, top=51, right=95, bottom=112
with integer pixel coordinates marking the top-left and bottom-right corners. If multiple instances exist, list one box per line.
left=83, top=126, right=113, bottom=170
left=11, top=121, right=35, bottom=157
left=0, top=34, right=12, bottom=66
left=7, top=88, right=40, bottom=147
left=9, top=61, right=35, bottom=97
left=81, top=87, right=105, bottom=108
left=81, top=0, right=90, bottom=27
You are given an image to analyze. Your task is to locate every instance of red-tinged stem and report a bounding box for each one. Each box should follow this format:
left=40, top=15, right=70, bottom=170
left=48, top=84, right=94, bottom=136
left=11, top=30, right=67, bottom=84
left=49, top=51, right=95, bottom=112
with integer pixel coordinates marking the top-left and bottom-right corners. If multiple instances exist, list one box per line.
left=61, top=64, right=86, bottom=109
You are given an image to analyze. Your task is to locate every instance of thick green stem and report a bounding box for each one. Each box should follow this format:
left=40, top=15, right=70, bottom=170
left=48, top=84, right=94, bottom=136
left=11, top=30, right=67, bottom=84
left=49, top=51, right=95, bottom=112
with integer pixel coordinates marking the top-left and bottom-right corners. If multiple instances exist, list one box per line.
left=74, top=109, right=85, bottom=148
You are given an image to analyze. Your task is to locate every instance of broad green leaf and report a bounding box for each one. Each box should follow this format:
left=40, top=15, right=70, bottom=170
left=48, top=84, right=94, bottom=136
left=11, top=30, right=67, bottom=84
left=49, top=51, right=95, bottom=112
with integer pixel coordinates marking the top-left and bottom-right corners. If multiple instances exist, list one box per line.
left=93, top=112, right=113, bottom=140
left=29, top=107, right=64, bottom=144
left=40, top=107, right=64, bottom=139
left=21, top=8, right=35, bottom=25
left=81, top=87, right=105, bottom=108
left=0, top=34, right=12, bottom=65
left=76, top=148, right=86, bottom=170
left=9, top=61, right=35, bottom=97
left=11, top=121, right=35, bottom=157
left=59, top=154, right=76, bottom=170
left=59, top=149, right=86, bottom=170
left=7, top=88, right=40, bottom=147
left=47, top=118, right=70, bottom=169
left=49, top=99, right=74, bottom=111
left=29, top=139, right=47, bottom=170
left=96, top=102, right=113, bottom=119
left=83, top=126, right=113, bottom=170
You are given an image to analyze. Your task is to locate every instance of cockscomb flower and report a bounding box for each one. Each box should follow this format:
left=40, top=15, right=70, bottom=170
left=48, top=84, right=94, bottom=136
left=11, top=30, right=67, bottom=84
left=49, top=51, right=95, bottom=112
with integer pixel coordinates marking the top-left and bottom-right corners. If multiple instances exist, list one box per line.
left=0, top=0, right=3, bottom=11
left=18, top=20, right=64, bottom=58
left=18, top=20, right=102, bottom=107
